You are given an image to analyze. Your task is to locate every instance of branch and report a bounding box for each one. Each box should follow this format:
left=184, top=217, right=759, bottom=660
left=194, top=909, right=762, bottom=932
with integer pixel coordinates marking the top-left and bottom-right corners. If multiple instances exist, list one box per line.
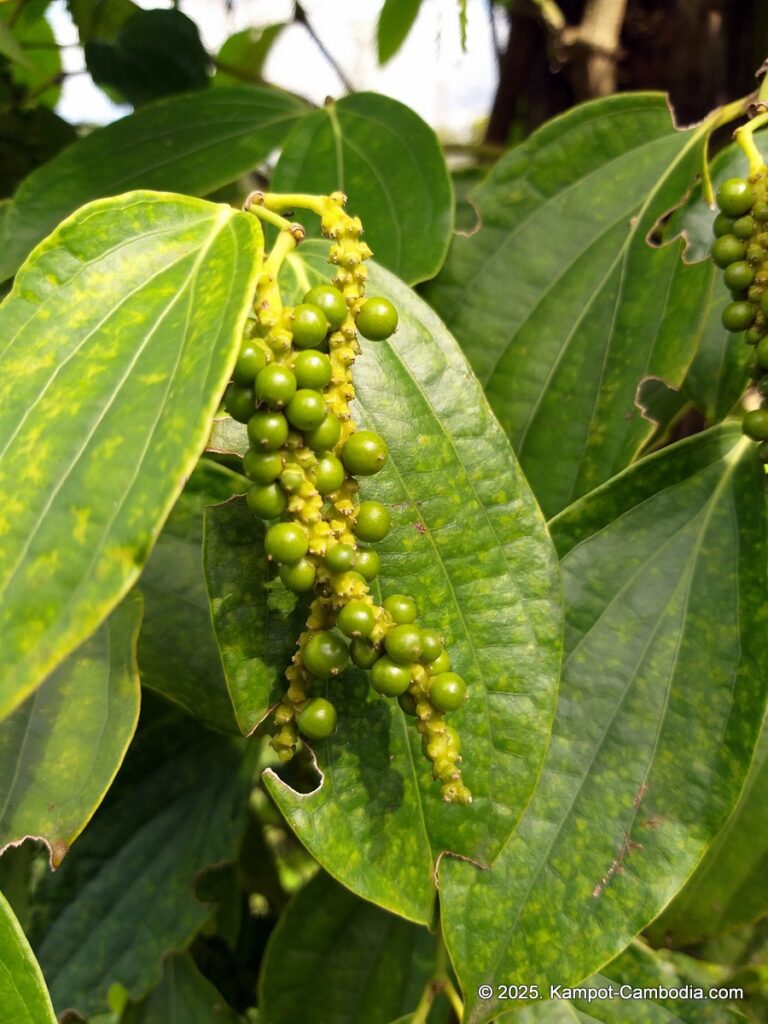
left=294, top=2, right=354, bottom=94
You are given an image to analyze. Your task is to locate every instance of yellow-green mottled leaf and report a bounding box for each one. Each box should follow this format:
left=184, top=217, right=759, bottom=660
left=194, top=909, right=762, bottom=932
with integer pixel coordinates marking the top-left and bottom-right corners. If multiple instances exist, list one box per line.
left=0, top=889, right=56, bottom=1024
left=0, top=190, right=263, bottom=721
left=261, top=243, right=562, bottom=924
left=441, top=425, right=768, bottom=1024
left=0, top=590, right=142, bottom=867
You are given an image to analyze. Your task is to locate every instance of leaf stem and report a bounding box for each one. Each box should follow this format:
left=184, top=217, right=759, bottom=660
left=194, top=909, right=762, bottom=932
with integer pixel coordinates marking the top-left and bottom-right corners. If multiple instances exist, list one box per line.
left=244, top=192, right=299, bottom=233
left=735, top=110, right=768, bottom=176
left=699, top=94, right=758, bottom=205
left=256, top=225, right=305, bottom=313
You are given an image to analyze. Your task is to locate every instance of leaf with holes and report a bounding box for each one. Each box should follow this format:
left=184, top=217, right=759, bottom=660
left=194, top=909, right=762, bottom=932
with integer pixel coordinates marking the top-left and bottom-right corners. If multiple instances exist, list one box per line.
left=423, top=93, right=715, bottom=518
left=440, top=425, right=768, bottom=1024
left=0, top=191, right=262, bottom=721
left=257, top=242, right=561, bottom=925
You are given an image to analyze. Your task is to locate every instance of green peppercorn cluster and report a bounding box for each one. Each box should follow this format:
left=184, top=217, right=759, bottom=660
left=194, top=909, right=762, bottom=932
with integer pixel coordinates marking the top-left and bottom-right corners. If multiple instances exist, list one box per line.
left=228, top=191, right=472, bottom=805
left=711, top=174, right=768, bottom=451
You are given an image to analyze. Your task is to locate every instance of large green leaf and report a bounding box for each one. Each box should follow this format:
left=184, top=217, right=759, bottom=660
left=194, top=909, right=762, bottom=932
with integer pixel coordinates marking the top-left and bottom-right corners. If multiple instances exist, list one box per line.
left=259, top=871, right=440, bottom=1024
left=121, top=952, right=239, bottom=1024
left=440, top=425, right=768, bottom=1024
left=30, top=699, right=255, bottom=1018
left=647, top=714, right=768, bottom=946
left=137, top=460, right=243, bottom=734
left=0, top=889, right=56, bottom=1024
left=204, top=496, right=306, bottom=736
left=0, top=86, right=304, bottom=281
left=376, top=0, right=423, bottom=64
left=271, top=93, right=453, bottom=285
left=423, top=93, right=714, bottom=518
left=214, top=24, right=286, bottom=86
left=0, top=191, right=262, bottom=720
left=261, top=244, right=562, bottom=924
left=0, top=591, right=141, bottom=867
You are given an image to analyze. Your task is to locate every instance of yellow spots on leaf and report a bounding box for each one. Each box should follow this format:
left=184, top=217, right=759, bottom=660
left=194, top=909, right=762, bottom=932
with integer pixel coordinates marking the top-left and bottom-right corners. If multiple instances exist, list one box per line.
left=72, top=507, right=91, bottom=545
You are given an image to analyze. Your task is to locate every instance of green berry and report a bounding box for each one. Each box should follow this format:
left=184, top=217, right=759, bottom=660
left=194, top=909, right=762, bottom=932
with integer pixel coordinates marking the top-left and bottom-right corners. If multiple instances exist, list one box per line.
left=733, top=215, right=757, bottom=239
left=303, top=631, right=349, bottom=678
left=246, top=482, right=287, bottom=519
left=713, top=212, right=735, bottom=237
left=721, top=301, right=756, bottom=332
left=304, top=412, right=342, bottom=452
left=355, top=297, right=398, bottom=340
left=371, top=656, right=411, bottom=696
left=429, top=672, right=467, bottom=711
left=265, top=522, right=308, bottom=564
left=716, top=178, right=755, bottom=217
left=350, top=638, right=380, bottom=669
left=286, top=389, right=327, bottom=431
left=398, top=692, right=418, bottom=716
left=385, top=623, right=423, bottom=664
left=354, top=549, right=380, bottom=580
left=255, top=364, right=297, bottom=407
left=712, top=235, right=746, bottom=268
left=754, top=202, right=768, bottom=222
left=354, top=501, right=391, bottom=542
left=420, top=629, right=444, bottom=663
left=233, top=341, right=267, bottom=385
left=243, top=449, right=283, bottom=483
left=747, top=243, right=765, bottom=264
left=279, top=558, right=317, bottom=592
left=723, top=261, right=754, bottom=292
left=337, top=600, right=376, bottom=638
left=746, top=325, right=766, bottom=346
left=224, top=383, right=255, bottom=423
left=325, top=542, right=357, bottom=573
left=742, top=408, right=768, bottom=440
left=293, top=350, right=332, bottom=390
left=297, top=697, right=337, bottom=740
left=280, top=466, right=304, bottom=492
left=304, top=284, right=347, bottom=328
left=247, top=410, right=289, bottom=451
left=383, top=594, right=417, bottom=624
left=430, top=650, right=451, bottom=674
left=315, top=454, right=346, bottom=495
left=756, top=337, right=768, bottom=368
left=342, top=430, right=388, bottom=476
left=292, top=303, right=329, bottom=349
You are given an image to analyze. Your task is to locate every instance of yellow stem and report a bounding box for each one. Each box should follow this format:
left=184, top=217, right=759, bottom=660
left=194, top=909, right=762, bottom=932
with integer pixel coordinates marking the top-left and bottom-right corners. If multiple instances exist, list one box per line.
left=258, top=192, right=329, bottom=217
left=257, top=228, right=304, bottom=312
left=442, top=979, right=464, bottom=1020
left=699, top=94, right=755, bottom=205
left=735, top=110, right=768, bottom=176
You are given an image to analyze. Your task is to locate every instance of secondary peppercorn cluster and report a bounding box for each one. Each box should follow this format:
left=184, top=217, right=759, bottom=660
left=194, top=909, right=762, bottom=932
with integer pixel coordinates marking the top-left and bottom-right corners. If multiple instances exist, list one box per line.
left=225, top=190, right=471, bottom=805
left=711, top=173, right=768, bottom=451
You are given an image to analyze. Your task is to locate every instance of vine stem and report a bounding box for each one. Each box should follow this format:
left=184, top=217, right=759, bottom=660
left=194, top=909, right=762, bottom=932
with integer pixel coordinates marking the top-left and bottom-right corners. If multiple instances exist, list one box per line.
left=411, top=926, right=464, bottom=1024
left=735, top=110, right=768, bottom=176
left=256, top=192, right=329, bottom=217
left=700, top=94, right=761, bottom=206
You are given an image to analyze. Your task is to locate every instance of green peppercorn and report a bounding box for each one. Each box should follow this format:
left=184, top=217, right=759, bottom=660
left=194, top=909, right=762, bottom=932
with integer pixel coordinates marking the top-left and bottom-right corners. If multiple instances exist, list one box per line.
left=243, top=449, right=283, bottom=483
left=383, top=594, right=417, bottom=624
left=371, top=656, right=411, bottom=696
left=754, top=201, right=768, bottom=222
left=721, top=301, right=756, bottom=332
left=248, top=410, right=289, bottom=451
left=350, top=638, right=381, bottom=669
left=303, top=631, right=349, bottom=677
left=746, top=325, right=766, bottom=346
left=233, top=340, right=268, bottom=385
left=354, top=549, right=380, bottom=580
left=733, top=215, right=757, bottom=239
left=354, top=501, right=391, bottom=542
left=286, top=389, right=328, bottom=431
left=325, top=542, right=357, bottom=573
left=398, top=692, right=418, bottom=716
left=713, top=212, right=735, bottom=237
left=420, top=629, right=444, bottom=663
left=723, top=261, right=754, bottom=292
left=337, top=599, right=376, bottom=638
left=430, top=650, right=451, bottom=674
left=280, top=466, right=304, bottom=492
left=385, top=623, right=423, bottom=663
left=297, top=697, right=337, bottom=740
left=315, top=453, right=346, bottom=495
left=712, top=235, right=747, bottom=268
left=304, top=284, right=348, bottom=328
left=716, top=178, right=755, bottom=217
left=747, top=243, right=765, bottom=264
left=355, top=297, right=398, bottom=340
left=293, top=350, right=332, bottom=390
left=255, top=364, right=297, bottom=407
left=756, top=337, right=768, bottom=368
left=292, top=303, right=329, bottom=348
left=279, top=558, right=317, bottom=592
left=265, top=522, right=308, bottom=564
left=342, top=430, right=388, bottom=476
left=224, top=383, right=255, bottom=423
left=304, top=412, right=342, bottom=452
left=430, top=672, right=467, bottom=711
left=247, top=482, right=287, bottom=519
left=743, top=408, right=768, bottom=440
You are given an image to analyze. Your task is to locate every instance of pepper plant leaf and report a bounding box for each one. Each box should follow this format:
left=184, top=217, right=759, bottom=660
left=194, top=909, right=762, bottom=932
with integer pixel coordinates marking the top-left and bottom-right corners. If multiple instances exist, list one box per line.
left=440, top=425, right=768, bottom=1024
left=0, top=889, right=57, bottom=1024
